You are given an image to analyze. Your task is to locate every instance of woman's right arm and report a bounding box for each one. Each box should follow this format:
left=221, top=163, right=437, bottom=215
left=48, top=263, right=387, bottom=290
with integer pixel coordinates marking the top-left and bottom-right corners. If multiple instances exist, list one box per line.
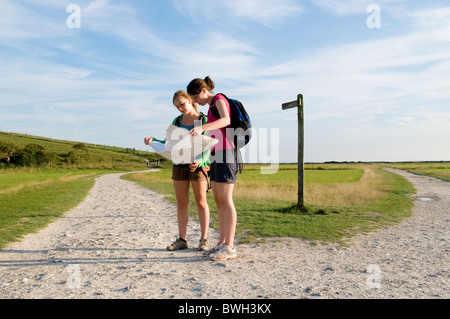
left=190, top=99, right=230, bottom=136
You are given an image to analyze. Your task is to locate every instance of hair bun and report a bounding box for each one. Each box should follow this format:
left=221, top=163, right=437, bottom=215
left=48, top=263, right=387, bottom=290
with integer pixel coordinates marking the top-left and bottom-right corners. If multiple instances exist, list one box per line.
left=187, top=76, right=215, bottom=95
left=204, top=76, right=215, bottom=90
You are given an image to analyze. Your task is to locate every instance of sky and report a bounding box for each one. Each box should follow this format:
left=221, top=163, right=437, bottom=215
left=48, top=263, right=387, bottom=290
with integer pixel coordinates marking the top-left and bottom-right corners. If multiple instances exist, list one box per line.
left=1, top=0, right=449, bottom=163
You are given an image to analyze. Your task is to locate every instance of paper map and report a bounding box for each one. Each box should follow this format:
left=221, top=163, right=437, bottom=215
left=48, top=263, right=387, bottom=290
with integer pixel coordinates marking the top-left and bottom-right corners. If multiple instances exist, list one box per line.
left=149, top=125, right=218, bottom=164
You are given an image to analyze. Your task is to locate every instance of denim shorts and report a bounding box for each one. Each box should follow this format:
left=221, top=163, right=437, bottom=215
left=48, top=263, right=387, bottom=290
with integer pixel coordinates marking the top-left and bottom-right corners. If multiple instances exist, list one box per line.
left=210, top=149, right=239, bottom=183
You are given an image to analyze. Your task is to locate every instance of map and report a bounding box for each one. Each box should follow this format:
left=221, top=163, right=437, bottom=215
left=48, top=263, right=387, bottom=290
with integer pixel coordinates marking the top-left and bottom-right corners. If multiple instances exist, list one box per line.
left=149, top=125, right=218, bottom=164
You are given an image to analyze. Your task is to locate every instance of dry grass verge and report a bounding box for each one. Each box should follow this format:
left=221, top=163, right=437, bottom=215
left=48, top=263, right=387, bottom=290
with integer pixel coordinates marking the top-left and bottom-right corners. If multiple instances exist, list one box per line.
left=305, top=168, right=388, bottom=206
left=234, top=168, right=387, bottom=206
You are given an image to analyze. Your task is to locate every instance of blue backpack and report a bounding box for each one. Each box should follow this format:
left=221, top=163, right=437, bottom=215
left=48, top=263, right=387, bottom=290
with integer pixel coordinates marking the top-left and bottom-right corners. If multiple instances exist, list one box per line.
left=210, top=93, right=252, bottom=149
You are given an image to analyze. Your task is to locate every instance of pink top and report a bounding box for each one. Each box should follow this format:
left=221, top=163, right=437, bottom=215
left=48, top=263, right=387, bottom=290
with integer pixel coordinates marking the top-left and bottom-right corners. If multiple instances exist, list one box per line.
left=206, top=94, right=234, bottom=152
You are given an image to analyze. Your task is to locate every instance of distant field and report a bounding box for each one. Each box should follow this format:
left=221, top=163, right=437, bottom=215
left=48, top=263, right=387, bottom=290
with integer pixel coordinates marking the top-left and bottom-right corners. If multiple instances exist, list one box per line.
left=123, top=163, right=416, bottom=244
left=385, top=162, right=450, bottom=182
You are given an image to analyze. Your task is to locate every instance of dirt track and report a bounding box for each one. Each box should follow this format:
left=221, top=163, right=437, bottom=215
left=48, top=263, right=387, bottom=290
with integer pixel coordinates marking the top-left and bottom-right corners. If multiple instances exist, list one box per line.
left=0, top=168, right=448, bottom=299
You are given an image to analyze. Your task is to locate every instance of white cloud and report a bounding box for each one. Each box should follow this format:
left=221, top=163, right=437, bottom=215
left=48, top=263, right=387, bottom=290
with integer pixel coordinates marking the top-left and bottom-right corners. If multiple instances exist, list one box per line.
left=250, top=7, right=450, bottom=110
left=227, top=0, right=304, bottom=23
left=172, top=0, right=304, bottom=27
left=0, top=1, right=67, bottom=40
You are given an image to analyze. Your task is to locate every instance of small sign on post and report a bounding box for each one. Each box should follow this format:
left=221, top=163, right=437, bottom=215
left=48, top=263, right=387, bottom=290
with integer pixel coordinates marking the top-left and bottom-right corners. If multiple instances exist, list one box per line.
left=282, top=94, right=304, bottom=207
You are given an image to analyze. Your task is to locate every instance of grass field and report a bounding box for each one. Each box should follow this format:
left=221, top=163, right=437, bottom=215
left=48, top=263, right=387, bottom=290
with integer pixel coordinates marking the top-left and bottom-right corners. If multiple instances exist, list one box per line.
left=0, top=168, right=107, bottom=248
left=123, top=163, right=417, bottom=244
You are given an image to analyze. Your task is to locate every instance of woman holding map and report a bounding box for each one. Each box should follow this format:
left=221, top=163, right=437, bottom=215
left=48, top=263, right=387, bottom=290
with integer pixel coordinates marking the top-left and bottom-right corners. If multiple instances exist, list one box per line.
left=144, top=90, right=211, bottom=252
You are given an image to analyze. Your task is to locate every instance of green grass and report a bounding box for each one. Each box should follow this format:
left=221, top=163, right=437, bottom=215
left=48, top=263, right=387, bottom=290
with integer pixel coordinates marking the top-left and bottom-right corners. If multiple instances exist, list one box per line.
left=0, top=169, right=107, bottom=249
left=0, top=168, right=96, bottom=191
left=242, top=168, right=415, bottom=242
left=239, top=165, right=364, bottom=185
left=122, top=164, right=416, bottom=245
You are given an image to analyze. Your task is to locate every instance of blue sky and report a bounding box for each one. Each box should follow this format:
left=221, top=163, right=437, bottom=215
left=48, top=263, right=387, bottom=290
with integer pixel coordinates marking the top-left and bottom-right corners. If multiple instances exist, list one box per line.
left=1, top=0, right=449, bottom=163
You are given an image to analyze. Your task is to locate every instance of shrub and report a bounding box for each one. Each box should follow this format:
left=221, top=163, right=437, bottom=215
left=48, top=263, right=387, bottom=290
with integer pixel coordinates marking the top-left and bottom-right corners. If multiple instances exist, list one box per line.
left=66, top=150, right=90, bottom=165
left=73, top=143, right=88, bottom=152
left=9, top=143, right=52, bottom=167
left=0, top=140, right=18, bottom=164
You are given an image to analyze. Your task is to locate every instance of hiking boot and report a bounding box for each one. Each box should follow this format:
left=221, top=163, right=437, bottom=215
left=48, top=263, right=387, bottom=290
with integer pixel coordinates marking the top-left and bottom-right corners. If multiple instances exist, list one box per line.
left=209, top=244, right=237, bottom=261
left=166, top=237, right=188, bottom=251
left=202, top=242, right=223, bottom=256
left=197, top=238, right=211, bottom=252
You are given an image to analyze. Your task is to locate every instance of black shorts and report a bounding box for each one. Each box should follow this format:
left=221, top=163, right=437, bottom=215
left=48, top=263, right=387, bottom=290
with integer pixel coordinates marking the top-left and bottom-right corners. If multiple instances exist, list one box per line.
left=210, top=149, right=239, bottom=183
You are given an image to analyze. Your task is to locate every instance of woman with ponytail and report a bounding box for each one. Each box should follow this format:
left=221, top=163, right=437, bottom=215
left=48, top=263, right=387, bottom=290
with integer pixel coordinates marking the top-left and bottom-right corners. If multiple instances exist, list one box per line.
left=187, top=76, right=239, bottom=261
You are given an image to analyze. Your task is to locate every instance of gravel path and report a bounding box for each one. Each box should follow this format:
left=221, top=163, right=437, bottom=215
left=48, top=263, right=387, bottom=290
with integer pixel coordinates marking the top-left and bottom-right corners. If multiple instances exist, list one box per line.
left=0, top=168, right=448, bottom=299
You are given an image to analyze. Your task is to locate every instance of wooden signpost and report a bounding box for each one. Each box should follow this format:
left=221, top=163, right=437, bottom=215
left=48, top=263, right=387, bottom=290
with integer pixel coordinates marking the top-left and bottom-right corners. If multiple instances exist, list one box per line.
left=282, top=94, right=304, bottom=207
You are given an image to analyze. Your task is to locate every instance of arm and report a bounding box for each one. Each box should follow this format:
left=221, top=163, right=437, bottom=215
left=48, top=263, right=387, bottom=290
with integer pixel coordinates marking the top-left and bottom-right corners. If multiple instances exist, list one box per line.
left=144, top=137, right=166, bottom=145
left=189, top=99, right=230, bottom=136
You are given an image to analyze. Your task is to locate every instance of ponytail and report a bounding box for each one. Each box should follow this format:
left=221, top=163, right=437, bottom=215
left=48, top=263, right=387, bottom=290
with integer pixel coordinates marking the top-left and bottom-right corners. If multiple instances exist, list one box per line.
left=203, top=76, right=215, bottom=91
left=187, top=76, right=215, bottom=96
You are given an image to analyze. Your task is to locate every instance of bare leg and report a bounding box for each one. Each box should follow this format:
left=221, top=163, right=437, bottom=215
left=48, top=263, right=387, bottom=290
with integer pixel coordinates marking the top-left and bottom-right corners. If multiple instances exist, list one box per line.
left=212, top=182, right=236, bottom=248
left=173, top=180, right=190, bottom=240
left=191, top=179, right=210, bottom=239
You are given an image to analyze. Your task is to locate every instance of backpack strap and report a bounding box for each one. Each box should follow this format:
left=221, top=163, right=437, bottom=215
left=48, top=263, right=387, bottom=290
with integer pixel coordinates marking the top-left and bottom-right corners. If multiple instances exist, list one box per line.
left=173, top=114, right=183, bottom=127
left=197, top=166, right=211, bottom=192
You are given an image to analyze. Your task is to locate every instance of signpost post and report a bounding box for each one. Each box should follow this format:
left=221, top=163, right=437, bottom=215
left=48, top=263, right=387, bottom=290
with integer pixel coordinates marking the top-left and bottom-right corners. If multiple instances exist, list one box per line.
left=282, top=94, right=304, bottom=207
